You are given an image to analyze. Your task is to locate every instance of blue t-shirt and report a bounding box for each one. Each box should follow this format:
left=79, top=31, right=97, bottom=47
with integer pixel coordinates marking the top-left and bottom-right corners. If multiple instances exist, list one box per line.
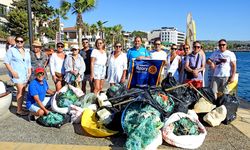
left=127, top=46, right=151, bottom=73
left=26, top=78, right=49, bottom=109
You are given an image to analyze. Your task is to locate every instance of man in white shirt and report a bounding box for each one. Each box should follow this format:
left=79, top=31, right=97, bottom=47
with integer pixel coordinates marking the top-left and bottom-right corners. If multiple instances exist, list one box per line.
left=207, top=39, right=237, bottom=99
left=150, top=39, right=167, bottom=82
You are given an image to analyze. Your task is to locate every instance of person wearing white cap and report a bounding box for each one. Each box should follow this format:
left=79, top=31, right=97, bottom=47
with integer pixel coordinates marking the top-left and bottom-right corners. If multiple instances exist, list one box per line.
left=64, top=45, right=86, bottom=87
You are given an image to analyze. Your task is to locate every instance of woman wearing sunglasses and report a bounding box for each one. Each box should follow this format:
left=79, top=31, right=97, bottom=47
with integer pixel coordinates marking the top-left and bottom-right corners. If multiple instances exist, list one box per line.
left=49, top=42, right=66, bottom=91
left=64, top=45, right=85, bottom=88
left=107, top=42, right=127, bottom=86
left=4, top=36, right=31, bottom=116
left=90, top=39, right=107, bottom=95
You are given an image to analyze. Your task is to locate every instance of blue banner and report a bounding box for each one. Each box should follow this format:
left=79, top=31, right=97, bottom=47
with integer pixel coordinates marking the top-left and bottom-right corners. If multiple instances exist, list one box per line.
left=127, top=60, right=164, bottom=89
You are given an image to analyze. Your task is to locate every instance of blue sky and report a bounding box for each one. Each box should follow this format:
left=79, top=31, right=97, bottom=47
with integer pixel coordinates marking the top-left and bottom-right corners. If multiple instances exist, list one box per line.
left=48, top=0, right=250, bottom=41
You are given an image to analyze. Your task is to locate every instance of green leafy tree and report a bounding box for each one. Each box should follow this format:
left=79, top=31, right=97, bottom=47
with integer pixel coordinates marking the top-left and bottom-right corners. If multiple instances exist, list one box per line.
left=6, top=9, right=28, bottom=39
left=131, top=31, right=147, bottom=39
left=97, top=20, right=108, bottom=39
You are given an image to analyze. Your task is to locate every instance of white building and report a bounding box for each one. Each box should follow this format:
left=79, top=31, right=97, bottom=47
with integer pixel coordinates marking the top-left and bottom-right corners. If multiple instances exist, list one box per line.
left=0, top=0, right=13, bottom=25
left=148, top=27, right=185, bottom=45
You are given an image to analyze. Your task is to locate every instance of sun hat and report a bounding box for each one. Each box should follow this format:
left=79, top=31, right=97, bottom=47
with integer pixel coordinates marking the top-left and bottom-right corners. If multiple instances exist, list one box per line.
left=70, top=45, right=79, bottom=50
left=32, top=40, right=42, bottom=47
left=35, top=67, right=45, bottom=74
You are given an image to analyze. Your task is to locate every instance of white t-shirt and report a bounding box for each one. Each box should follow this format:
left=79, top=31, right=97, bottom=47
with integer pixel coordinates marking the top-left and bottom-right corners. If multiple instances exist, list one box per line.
left=209, top=49, right=236, bottom=77
left=49, top=53, right=65, bottom=75
left=91, top=49, right=107, bottom=66
left=150, top=50, right=167, bottom=60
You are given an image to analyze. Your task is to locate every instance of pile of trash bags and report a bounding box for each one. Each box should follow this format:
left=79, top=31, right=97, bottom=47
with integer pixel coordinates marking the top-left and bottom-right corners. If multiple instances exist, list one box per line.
left=33, top=74, right=239, bottom=150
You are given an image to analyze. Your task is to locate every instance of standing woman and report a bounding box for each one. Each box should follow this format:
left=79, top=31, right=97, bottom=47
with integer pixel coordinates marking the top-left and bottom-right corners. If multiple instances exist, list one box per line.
left=107, top=42, right=127, bottom=86
left=30, top=40, right=48, bottom=81
left=90, top=39, right=107, bottom=95
left=49, top=42, right=66, bottom=91
left=4, top=36, right=31, bottom=116
left=166, top=44, right=182, bottom=82
left=64, top=45, right=86, bottom=87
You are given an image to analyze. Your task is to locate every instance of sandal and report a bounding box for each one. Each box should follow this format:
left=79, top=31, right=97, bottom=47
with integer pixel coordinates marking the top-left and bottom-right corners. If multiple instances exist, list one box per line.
left=16, top=111, right=29, bottom=116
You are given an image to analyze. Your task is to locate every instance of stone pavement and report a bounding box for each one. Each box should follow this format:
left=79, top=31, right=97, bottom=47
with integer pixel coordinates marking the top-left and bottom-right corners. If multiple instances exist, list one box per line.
left=0, top=61, right=250, bottom=149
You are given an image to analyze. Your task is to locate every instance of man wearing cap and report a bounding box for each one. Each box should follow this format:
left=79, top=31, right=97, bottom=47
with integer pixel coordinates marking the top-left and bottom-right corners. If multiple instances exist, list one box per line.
left=30, top=40, right=48, bottom=81
left=26, top=67, right=55, bottom=118
left=64, top=45, right=86, bottom=87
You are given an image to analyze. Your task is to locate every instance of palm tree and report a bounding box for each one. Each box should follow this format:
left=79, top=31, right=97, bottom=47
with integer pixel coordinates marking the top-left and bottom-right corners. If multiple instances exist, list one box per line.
left=64, top=0, right=96, bottom=48
left=97, top=20, right=108, bottom=39
left=53, top=0, right=71, bottom=42
left=90, top=24, right=98, bottom=39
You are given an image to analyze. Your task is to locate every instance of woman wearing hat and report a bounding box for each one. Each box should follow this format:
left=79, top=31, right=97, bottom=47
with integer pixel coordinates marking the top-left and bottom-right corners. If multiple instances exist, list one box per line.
left=26, top=67, right=55, bottom=118
left=64, top=45, right=86, bottom=87
left=49, top=42, right=66, bottom=91
left=4, top=36, right=31, bottom=116
left=30, top=40, right=48, bottom=81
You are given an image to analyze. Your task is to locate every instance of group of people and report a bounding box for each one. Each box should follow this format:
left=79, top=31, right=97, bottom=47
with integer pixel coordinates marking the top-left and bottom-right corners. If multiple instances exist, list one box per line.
left=3, top=36, right=236, bottom=118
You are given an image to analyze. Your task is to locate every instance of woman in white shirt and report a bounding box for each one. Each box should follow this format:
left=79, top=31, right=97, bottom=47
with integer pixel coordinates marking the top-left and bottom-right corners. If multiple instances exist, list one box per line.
left=49, top=42, right=66, bottom=91
left=107, top=42, right=127, bottom=86
left=166, top=44, right=181, bottom=82
left=91, top=39, right=107, bottom=95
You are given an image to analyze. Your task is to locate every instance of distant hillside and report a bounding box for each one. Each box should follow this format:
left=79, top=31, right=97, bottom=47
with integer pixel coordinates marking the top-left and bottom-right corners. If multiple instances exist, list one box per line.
left=200, top=40, right=250, bottom=51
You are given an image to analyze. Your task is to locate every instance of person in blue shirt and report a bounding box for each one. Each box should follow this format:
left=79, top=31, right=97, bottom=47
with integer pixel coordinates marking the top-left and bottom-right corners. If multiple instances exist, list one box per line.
left=127, top=36, right=151, bottom=73
left=26, top=67, right=55, bottom=117
left=4, top=36, right=31, bottom=116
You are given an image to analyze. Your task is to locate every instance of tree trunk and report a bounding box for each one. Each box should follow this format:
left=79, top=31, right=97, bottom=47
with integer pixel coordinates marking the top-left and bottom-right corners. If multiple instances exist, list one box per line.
left=78, top=27, right=82, bottom=49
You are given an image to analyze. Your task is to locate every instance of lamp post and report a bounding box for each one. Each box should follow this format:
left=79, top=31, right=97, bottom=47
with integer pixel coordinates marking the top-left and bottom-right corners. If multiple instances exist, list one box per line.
left=27, top=0, right=33, bottom=51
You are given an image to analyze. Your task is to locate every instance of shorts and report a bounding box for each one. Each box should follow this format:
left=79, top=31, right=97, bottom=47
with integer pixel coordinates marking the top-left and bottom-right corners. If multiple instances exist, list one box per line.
left=28, top=97, right=51, bottom=113
left=210, top=76, right=229, bottom=95
left=83, top=74, right=91, bottom=82
left=94, top=64, right=106, bottom=80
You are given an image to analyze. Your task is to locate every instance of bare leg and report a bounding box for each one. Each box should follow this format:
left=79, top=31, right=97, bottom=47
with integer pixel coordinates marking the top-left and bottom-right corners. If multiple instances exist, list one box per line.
left=82, top=80, right=87, bottom=93
left=16, top=83, right=26, bottom=113
left=94, top=79, right=100, bottom=95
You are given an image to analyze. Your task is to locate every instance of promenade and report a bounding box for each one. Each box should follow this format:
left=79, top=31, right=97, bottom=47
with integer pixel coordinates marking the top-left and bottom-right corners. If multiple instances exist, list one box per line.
left=0, top=60, right=250, bottom=149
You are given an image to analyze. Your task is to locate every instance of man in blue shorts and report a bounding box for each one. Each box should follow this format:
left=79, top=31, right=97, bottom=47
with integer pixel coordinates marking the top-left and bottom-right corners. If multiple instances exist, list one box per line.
left=26, top=67, right=55, bottom=119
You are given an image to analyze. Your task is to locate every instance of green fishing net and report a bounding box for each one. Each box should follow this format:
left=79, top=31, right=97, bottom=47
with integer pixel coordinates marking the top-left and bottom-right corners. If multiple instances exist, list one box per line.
left=124, top=103, right=163, bottom=150
left=57, top=89, right=79, bottom=107
left=37, top=112, right=64, bottom=126
left=80, top=93, right=97, bottom=108
left=172, top=117, right=200, bottom=136
left=152, top=94, right=174, bottom=113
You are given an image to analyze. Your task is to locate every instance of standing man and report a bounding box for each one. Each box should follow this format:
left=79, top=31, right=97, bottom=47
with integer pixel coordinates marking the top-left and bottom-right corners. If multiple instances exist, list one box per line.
left=127, top=36, right=151, bottom=73
left=80, top=38, right=94, bottom=93
left=150, top=39, right=167, bottom=81
left=207, top=39, right=237, bottom=99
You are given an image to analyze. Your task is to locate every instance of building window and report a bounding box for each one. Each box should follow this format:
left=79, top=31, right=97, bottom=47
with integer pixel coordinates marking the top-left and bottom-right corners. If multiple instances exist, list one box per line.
left=0, top=4, right=7, bottom=17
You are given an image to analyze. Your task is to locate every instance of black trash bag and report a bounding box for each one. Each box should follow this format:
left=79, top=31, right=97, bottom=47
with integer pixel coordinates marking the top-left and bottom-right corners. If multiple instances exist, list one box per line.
left=108, top=88, right=145, bottom=105
left=96, top=106, right=123, bottom=132
left=36, top=112, right=71, bottom=128
left=198, top=87, right=216, bottom=104
left=161, top=73, right=179, bottom=90
left=106, top=83, right=126, bottom=98
left=167, top=87, right=199, bottom=113
left=217, top=94, right=239, bottom=124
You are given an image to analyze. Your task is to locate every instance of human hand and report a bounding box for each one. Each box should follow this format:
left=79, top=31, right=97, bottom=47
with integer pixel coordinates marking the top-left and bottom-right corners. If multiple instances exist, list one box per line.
left=210, top=62, right=216, bottom=69
left=136, top=56, right=144, bottom=60
left=44, top=109, right=50, bottom=115
left=120, top=77, right=126, bottom=83
left=12, top=71, right=19, bottom=79
left=90, top=74, right=94, bottom=81
left=193, top=70, right=199, bottom=78
left=52, top=76, right=57, bottom=82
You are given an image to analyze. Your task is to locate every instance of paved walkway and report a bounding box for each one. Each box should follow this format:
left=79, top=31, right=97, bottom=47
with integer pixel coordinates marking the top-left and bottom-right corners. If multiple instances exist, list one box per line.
left=0, top=62, right=250, bottom=149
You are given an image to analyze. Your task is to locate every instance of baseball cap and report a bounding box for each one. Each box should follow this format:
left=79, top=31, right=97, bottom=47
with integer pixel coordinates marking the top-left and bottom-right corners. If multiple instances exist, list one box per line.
left=35, top=67, right=45, bottom=74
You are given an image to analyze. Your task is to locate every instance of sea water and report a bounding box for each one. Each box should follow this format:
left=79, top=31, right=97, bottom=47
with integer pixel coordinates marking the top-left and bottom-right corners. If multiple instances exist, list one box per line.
left=206, top=51, right=250, bottom=102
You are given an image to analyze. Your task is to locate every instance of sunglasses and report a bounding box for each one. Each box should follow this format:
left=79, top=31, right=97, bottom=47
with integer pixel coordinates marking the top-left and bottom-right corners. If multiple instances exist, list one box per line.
left=36, top=72, right=44, bottom=76
left=194, top=46, right=201, bottom=49
left=83, top=42, right=89, bottom=44
left=97, top=42, right=103, bottom=44
left=16, top=40, right=24, bottom=43
left=219, top=44, right=226, bottom=47
left=58, top=45, right=64, bottom=48
left=171, top=48, right=177, bottom=50
left=71, top=49, right=78, bottom=51
left=115, top=45, right=122, bottom=48
left=184, top=47, right=189, bottom=50
left=155, top=43, right=161, bottom=45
